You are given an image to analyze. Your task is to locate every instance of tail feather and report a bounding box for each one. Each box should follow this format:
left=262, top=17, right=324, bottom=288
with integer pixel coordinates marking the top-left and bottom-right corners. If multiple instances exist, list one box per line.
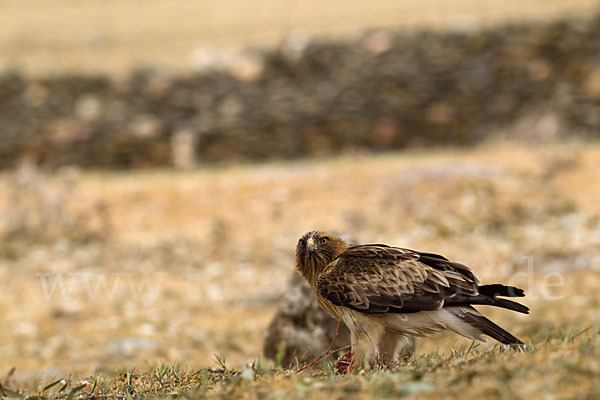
left=453, top=306, right=524, bottom=345
left=445, top=284, right=529, bottom=314
left=445, top=294, right=529, bottom=314
left=479, top=284, right=525, bottom=298
left=491, top=297, right=529, bottom=314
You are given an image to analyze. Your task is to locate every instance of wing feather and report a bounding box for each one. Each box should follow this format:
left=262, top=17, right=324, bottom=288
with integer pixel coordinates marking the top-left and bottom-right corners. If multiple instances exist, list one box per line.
left=316, top=244, right=479, bottom=314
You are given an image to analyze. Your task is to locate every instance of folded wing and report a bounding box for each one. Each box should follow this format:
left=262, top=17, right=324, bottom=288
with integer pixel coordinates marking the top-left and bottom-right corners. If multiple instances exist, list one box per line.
left=316, top=244, right=528, bottom=315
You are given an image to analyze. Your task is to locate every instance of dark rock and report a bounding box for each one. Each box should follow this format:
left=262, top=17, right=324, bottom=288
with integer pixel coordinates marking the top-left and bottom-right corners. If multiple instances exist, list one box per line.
left=1, top=12, right=600, bottom=169
left=263, top=273, right=416, bottom=367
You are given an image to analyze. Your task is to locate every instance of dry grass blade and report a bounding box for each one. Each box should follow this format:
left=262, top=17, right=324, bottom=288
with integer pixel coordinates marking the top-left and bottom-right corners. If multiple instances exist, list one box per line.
left=296, top=319, right=352, bottom=374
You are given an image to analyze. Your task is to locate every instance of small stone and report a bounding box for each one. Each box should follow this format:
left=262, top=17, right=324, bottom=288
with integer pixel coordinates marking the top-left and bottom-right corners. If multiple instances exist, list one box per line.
left=240, top=367, right=255, bottom=381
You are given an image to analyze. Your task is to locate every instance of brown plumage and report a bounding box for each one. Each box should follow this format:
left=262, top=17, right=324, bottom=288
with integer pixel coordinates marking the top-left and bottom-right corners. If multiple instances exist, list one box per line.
left=296, top=231, right=528, bottom=369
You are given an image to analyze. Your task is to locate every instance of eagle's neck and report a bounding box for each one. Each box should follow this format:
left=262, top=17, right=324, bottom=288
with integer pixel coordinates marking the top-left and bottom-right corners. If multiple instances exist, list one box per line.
left=297, top=241, right=349, bottom=288
left=297, top=257, right=326, bottom=288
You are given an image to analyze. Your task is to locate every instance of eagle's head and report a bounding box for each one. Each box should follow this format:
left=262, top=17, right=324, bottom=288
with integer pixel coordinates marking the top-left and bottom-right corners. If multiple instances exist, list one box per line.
left=296, top=231, right=348, bottom=286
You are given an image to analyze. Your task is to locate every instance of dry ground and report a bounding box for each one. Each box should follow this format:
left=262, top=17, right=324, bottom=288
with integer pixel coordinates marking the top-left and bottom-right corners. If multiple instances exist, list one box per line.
left=0, top=141, right=599, bottom=398
left=1, top=0, right=599, bottom=75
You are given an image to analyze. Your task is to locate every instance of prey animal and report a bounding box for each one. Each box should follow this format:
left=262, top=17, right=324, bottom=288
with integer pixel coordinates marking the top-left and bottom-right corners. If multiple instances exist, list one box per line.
left=296, top=231, right=528, bottom=370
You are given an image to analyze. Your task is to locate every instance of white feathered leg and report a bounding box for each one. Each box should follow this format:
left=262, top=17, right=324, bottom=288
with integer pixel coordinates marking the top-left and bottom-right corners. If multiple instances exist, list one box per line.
left=342, top=310, right=386, bottom=370
left=378, top=331, right=403, bottom=365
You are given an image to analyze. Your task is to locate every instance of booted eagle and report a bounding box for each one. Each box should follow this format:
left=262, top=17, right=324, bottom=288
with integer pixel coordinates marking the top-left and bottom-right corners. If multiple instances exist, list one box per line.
left=296, top=231, right=528, bottom=369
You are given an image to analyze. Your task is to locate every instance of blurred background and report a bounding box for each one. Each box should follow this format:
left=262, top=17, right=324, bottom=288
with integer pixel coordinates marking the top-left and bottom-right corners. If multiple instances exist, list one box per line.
left=0, top=0, right=599, bottom=383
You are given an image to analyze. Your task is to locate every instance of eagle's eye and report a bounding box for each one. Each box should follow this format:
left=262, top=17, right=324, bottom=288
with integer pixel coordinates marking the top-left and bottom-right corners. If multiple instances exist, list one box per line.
left=320, top=238, right=328, bottom=245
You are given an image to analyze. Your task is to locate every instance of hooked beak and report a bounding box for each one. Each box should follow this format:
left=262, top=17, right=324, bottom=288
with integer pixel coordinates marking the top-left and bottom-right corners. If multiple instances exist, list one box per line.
left=307, top=238, right=315, bottom=254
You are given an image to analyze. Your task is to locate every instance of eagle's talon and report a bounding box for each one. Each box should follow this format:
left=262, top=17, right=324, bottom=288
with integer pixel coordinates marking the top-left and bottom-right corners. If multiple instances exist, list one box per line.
left=371, top=357, right=387, bottom=369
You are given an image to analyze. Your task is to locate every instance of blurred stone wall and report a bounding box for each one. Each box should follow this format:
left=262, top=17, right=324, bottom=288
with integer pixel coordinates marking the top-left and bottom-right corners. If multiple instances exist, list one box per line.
left=1, top=13, right=599, bottom=169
